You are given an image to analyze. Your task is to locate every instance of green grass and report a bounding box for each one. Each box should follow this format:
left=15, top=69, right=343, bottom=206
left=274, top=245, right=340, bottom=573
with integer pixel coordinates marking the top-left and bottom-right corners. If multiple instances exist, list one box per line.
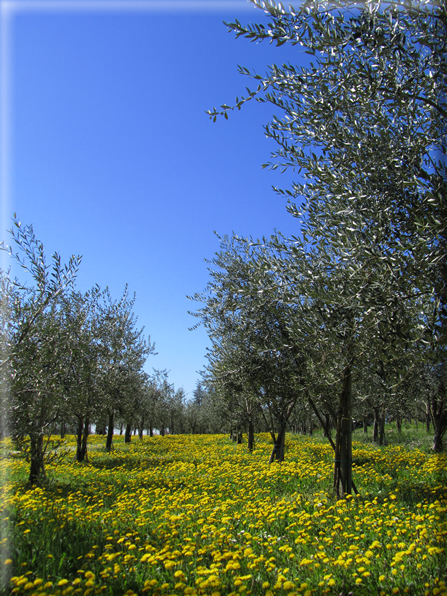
left=1, top=430, right=446, bottom=596
left=349, top=422, right=435, bottom=452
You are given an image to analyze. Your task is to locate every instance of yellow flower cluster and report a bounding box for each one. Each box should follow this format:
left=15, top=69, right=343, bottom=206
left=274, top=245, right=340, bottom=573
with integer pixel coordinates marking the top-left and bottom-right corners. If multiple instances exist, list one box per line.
left=1, top=433, right=446, bottom=595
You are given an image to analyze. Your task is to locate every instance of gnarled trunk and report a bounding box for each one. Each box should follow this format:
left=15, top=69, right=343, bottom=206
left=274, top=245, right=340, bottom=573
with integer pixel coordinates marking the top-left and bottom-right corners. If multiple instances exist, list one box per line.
left=430, top=395, right=447, bottom=452
left=323, top=413, right=331, bottom=438
left=426, top=402, right=431, bottom=433
left=247, top=419, right=255, bottom=452
left=139, top=415, right=145, bottom=440
left=373, top=405, right=385, bottom=444
left=379, top=408, right=386, bottom=446
left=333, top=366, right=353, bottom=498
left=76, top=415, right=89, bottom=462
left=269, top=424, right=286, bottom=463
left=106, top=411, right=114, bottom=451
left=432, top=413, right=447, bottom=451
left=29, top=434, right=45, bottom=485
left=124, top=423, right=132, bottom=443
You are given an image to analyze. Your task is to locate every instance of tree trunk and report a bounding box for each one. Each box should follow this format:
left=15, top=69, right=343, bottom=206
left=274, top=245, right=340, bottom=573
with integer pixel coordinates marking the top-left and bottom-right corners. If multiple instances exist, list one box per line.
left=139, top=415, right=145, bottom=439
left=323, top=413, right=331, bottom=438
left=76, top=415, right=89, bottom=462
left=106, top=412, right=114, bottom=451
left=269, top=424, right=286, bottom=464
left=60, top=421, right=65, bottom=439
left=82, top=417, right=89, bottom=459
left=160, top=426, right=165, bottom=437
left=373, top=407, right=380, bottom=443
left=76, top=416, right=83, bottom=459
left=119, top=424, right=123, bottom=435
left=379, top=408, right=386, bottom=446
left=307, top=394, right=358, bottom=496
left=396, top=415, right=402, bottom=433
left=124, top=423, right=132, bottom=443
left=28, top=434, right=45, bottom=485
left=247, top=419, right=255, bottom=452
left=308, top=416, right=313, bottom=436
left=430, top=394, right=447, bottom=452
left=333, top=366, right=353, bottom=498
left=432, top=411, right=447, bottom=451
left=363, top=415, right=368, bottom=433
left=426, top=402, right=431, bottom=433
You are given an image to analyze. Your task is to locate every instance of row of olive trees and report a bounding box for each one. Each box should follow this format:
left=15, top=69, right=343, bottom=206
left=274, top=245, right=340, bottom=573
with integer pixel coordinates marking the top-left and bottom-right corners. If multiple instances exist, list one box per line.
left=108, top=375, right=226, bottom=438
left=190, top=0, right=446, bottom=496
left=190, top=236, right=442, bottom=461
left=0, top=216, right=157, bottom=483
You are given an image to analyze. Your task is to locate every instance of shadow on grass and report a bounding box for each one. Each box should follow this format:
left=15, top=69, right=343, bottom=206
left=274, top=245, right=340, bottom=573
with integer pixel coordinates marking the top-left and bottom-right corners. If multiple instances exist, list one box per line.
left=9, top=516, right=107, bottom=584
left=86, top=455, right=193, bottom=470
left=397, top=482, right=447, bottom=506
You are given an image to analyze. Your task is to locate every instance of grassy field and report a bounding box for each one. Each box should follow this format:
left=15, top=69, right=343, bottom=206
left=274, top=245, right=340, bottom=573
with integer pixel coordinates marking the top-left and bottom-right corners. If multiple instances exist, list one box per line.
left=0, top=429, right=446, bottom=596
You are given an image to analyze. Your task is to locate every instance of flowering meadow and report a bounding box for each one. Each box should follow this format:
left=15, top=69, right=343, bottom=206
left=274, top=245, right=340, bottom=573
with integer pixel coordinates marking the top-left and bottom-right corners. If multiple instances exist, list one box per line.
left=1, top=433, right=446, bottom=596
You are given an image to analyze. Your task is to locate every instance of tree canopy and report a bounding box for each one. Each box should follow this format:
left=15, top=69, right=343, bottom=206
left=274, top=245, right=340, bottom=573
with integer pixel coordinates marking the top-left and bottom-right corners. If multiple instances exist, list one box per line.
left=191, top=0, right=447, bottom=492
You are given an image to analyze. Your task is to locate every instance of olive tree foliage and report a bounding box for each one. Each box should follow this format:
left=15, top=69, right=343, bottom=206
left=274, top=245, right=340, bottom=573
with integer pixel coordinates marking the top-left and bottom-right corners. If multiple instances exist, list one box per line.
left=183, top=381, right=210, bottom=435
left=204, top=0, right=446, bottom=464
left=203, top=339, right=263, bottom=451
left=198, top=327, right=259, bottom=446
left=0, top=216, right=156, bottom=480
left=141, top=373, right=164, bottom=437
left=153, top=370, right=174, bottom=437
left=211, top=0, right=446, bottom=279
left=0, top=216, right=81, bottom=483
left=58, top=285, right=155, bottom=456
left=142, top=371, right=186, bottom=437
left=95, top=287, right=155, bottom=450
left=183, top=381, right=223, bottom=435
left=60, top=287, right=107, bottom=462
left=190, top=237, right=322, bottom=463
left=190, top=235, right=380, bottom=494
left=133, top=369, right=186, bottom=437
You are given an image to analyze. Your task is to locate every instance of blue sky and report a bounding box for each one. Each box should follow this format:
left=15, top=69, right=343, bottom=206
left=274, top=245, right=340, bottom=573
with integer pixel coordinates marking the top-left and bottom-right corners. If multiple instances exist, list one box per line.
left=1, top=0, right=309, bottom=398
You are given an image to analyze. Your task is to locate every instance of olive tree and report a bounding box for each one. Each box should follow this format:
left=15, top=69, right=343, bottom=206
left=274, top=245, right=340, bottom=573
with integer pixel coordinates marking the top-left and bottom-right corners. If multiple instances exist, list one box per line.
left=207, top=0, right=446, bottom=460
left=0, top=216, right=81, bottom=483
left=96, top=287, right=155, bottom=450
left=190, top=237, right=317, bottom=464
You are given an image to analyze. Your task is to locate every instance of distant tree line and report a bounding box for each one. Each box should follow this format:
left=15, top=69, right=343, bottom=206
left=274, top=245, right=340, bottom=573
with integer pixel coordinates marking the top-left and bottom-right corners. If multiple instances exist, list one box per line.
left=0, top=217, right=210, bottom=484
left=0, top=216, right=442, bottom=492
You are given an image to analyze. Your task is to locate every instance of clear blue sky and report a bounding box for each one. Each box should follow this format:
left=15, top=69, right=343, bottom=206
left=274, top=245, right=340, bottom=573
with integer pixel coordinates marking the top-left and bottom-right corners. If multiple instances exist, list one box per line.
left=1, top=0, right=309, bottom=398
